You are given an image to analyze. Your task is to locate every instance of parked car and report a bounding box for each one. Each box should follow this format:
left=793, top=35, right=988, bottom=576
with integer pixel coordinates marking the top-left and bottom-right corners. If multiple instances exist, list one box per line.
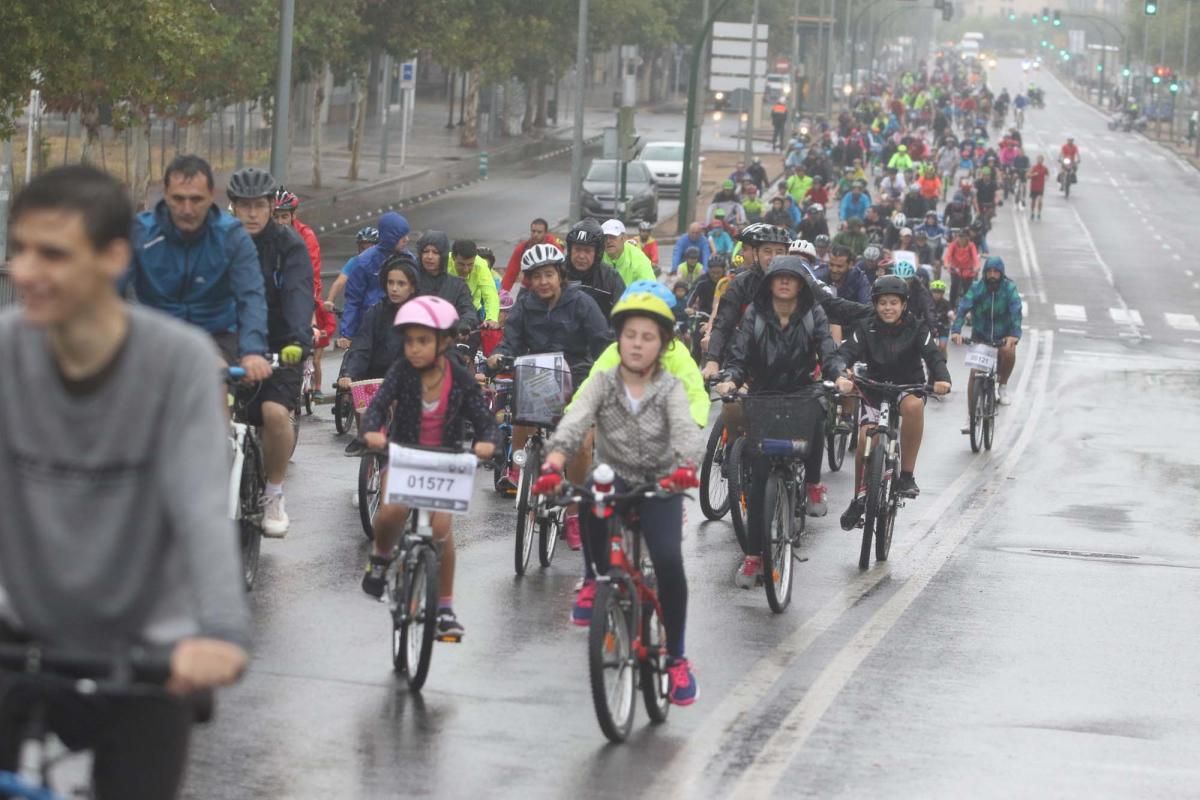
left=580, top=159, right=659, bottom=223
left=638, top=141, right=691, bottom=196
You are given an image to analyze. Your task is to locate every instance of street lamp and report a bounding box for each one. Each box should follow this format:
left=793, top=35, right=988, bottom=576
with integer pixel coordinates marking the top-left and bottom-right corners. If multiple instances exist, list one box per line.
left=843, top=83, right=854, bottom=97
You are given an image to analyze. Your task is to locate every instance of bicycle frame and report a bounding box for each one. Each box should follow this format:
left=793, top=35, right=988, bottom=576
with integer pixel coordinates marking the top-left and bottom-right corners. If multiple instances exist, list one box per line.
left=227, top=421, right=249, bottom=520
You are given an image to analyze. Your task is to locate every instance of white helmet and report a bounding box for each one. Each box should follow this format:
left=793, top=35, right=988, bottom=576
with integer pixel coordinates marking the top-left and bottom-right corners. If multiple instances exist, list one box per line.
left=520, top=243, right=565, bottom=272
left=788, top=239, right=817, bottom=261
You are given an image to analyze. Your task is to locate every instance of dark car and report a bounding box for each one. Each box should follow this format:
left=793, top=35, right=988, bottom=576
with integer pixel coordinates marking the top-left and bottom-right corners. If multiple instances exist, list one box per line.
left=580, top=159, right=659, bottom=223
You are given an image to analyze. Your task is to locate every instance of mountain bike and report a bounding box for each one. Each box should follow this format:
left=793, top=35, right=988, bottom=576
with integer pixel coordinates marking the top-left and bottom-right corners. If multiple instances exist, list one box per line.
left=965, top=343, right=998, bottom=453
left=547, top=467, right=684, bottom=743
left=849, top=375, right=932, bottom=570
left=226, top=366, right=265, bottom=591
left=825, top=391, right=858, bottom=473
left=351, top=379, right=386, bottom=539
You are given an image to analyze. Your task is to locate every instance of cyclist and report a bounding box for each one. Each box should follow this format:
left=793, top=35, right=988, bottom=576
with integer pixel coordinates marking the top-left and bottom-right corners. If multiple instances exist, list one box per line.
left=480, top=290, right=514, bottom=357
left=1028, top=154, right=1050, bottom=221
left=929, top=278, right=954, bottom=354
left=836, top=275, right=951, bottom=528
left=636, top=220, right=659, bottom=268
left=360, top=297, right=497, bottom=642
left=672, top=222, right=712, bottom=272
left=816, top=243, right=871, bottom=305
left=944, top=226, right=980, bottom=307
left=676, top=246, right=705, bottom=286
left=1012, top=90, right=1028, bottom=127
left=714, top=256, right=845, bottom=585
left=813, top=233, right=832, bottom=269
left=3, top=165, right=249, bottom=795
left=228, top=168, right=315, bottom=537
left=951, top=255, right=1021, bottom=406
left=562, top=218, right=626, bottom=317
left=413, top=231, right=479, bottom=331
left=126, top=155, right=271, bottom=380
left=797, top=203, right=829, bottom=242
left=502, top=217, right=563, bottom=292
left=687, top=254, right=727, bottom=319
left=272, top=188, right=321, bottom=290
left=448, top=239, right=500, bottom=328
left=533, top=290, right=704, bottom=705
left=1010, top=146, right=1031, bottom=208
left=339, top=211, right=412, bottom=343
left=1059, top=135, right=1080, bottom=173
left=833, top=216, right=868, bottom=258
left=839, top=180, right=871, bottom=222
left=601, top=219, right=656, bottom=286
left=324, top=226, right=378, bottom=314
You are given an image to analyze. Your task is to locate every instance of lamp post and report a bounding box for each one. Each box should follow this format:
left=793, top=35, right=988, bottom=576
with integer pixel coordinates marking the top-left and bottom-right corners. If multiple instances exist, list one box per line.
left=269, top=0, right=295, bottom=182
left=568, top=0, right=589, bottom=223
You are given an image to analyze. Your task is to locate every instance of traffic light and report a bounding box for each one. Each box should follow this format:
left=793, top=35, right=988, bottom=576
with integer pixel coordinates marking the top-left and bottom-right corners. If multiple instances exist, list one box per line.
left=1053, top=11, right=1062, bottom=26
left=1170, top=80, right=1180, bottom=93
left=1032, top=13, right=1039, bottom=23
left=1152, top=74, right=1162, bottom=84
left=1096, top=64, right=1103, bottom=72
left=1145, top=0, right=1158, bottom=15
left=1008, top=9, right=1017, bottom=21
left=1041, top=39, right=1049, bottom=47
left=1042, top=7, right=1050, bottom=22
left=942, top=1, right=953, bottom=21
left=1122, top=66, right=1132, bottom=77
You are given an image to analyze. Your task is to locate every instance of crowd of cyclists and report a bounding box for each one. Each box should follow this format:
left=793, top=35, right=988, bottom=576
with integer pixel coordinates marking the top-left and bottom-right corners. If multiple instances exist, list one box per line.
left=0, top=48, right=1069, bottom=795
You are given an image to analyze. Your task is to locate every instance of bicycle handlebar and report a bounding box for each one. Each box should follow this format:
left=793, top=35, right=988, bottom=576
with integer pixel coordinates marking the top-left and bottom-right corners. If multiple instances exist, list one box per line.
left=849, top=375, right=933, bottom=395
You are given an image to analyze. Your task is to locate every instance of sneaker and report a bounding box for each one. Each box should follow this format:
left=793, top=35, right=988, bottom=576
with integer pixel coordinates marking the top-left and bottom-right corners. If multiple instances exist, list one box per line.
left=667, top=658, right=699, bottom=706
left=806, top=483, right=828, bottom=517
left=262, top=494, right=290, bottom=538
left=734, top=555, right=763, bottom=589
left=436, top=610, right=465, bottom=642
left=572, top=580, right=596, bottom=626
left=895, top=474, right=920, bottom=498
left=361, top=554, right=392, bottom=598
left=497, top=466, right=519, bottom=491
left=840, top=496, right=866, bottom=531
left=564, top=514, right=582, bottom=551
left=344, top=439, right=365, bottom=457
left=998, top=385, right=1011, bottom=406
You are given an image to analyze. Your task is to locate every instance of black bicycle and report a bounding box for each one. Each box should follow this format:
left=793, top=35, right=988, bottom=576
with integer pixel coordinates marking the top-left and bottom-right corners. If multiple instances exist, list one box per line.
left=965, top=343, right=999, bottom=453
left=825, top=391, right=859, bottom=473
left=332, top=383, right=355, bottom=434
left=226, top=366, right=265, bottom=591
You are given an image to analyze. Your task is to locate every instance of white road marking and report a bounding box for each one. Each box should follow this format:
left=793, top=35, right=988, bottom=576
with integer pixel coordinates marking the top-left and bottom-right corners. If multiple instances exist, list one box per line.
left=1109, top=308, right=1144, bottom=326
left=1154, top=234, right=1164, bottom=241
left=1163, top=243, right=1173, bottom=250
left=1021, top=300, right=1029, bottom=317
left=1058, top=327, right=1087, bottom=334
left=1012, top=205, right=1047, bottom=303
left=1165, top=313, right=1200, bottom=331
left=1054, top=303, right=1087, bottom=322
left=1186, top=338, right=1200, bottom=345
left=1067, top=203, right=1144, bottom=339
left=1186, top=270, right=1195, bottom=277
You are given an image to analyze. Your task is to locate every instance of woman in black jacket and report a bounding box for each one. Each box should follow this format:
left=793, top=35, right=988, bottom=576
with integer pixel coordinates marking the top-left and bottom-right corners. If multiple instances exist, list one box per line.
left=338, top=254, right=419, bottom=385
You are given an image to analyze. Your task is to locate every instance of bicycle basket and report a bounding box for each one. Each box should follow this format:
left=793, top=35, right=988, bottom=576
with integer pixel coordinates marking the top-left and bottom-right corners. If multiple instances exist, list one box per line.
left=350, top=379, right=384, bottom=412
left=742, top=392, right=825, bottom=455
left=512, top=352, right=573, bottom=427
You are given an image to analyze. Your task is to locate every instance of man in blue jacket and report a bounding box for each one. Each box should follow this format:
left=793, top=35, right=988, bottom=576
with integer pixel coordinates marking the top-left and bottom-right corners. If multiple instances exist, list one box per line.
left=126, top=155, right=272, bottom=381
left=672, top=222, right=711, bottom=272
left=838, top=180, right=872, bottom=222
left=337, top=211, right=411, bottom=344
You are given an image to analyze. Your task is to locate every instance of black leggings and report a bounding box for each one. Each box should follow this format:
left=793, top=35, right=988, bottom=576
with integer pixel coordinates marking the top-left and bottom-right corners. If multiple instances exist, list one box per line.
left=0, top=679, right=193, bottom=799
left=745, top=413, right=824, bottom=556
left=580, top=480, right=688, bottom=659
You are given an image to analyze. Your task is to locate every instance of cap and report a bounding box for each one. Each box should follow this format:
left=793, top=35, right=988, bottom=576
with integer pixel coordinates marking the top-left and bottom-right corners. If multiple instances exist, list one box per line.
left=601, top=219, right=626, bottom=237
left=900, top=227, right=912, bottom=237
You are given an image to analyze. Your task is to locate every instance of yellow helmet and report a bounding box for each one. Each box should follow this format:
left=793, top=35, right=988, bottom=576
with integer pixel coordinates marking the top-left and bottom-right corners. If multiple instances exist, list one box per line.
left=609, top=291, right=675, bottom=328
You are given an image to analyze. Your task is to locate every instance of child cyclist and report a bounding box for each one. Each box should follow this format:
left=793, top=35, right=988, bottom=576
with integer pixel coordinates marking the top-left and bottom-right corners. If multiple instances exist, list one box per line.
left=928, top=278, right=954, bottom=355
left=835, top=275, right=951, bottom=531
left=532, top=291, right=705, bottom=706
left=360, top=296, right=498, bottom=641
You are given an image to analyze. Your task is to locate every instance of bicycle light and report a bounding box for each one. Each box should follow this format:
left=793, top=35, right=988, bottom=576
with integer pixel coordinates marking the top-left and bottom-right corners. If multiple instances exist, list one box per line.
left=512, top=450, right=528, bottom=468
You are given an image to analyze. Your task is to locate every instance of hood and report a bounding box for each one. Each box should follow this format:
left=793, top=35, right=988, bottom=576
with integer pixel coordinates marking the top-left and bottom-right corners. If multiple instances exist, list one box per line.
left=756, top=256, right=818, bottom=306
left=377, top=212, right=411, bottom=251
left=416, top=230, right=450, bottom=259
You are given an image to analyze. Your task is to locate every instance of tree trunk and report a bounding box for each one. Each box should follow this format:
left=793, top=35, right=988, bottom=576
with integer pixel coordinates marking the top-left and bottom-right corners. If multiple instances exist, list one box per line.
left=459, top=68, right=481, bottom=148
left=311, top=70, right=325, bottom=188
left=348, top=69, right=367, bottom=180
left=184, top=103, right=204, bottom=155
left=79, top=108, right=102, bottom=165
left=534, top=78, right=547, bottom=129
left=521, top=83, right=534, bottom=134
left=130, top=116, right=153, bottom=210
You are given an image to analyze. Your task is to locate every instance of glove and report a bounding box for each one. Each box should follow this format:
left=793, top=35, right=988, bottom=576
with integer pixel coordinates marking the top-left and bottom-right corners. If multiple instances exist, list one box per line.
left=531, top=468, right=563, bottom=496
left=280, top=343, right=303, bottom=366
left=660, top=464, right=699, bottom=492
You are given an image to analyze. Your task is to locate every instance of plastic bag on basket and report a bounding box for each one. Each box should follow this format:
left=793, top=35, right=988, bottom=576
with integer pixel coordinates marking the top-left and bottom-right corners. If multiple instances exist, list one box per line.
left=512, top=352, right=573, bottom=427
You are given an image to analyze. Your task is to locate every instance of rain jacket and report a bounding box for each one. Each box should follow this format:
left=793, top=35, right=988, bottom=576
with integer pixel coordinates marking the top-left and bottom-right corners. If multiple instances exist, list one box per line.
left=447, top=253, right=500, bottom=322
left=339, top=212, right=411, bottom=338
left=339, top=299, right=404, bottom=381
left=672, top=234, right=711, bottom=269
left=602, top=240, right=656, bottom=287
left=413, top=231, right=478, bottom=331
left=363, top=355, right=498, bottom=448
left=293, top=219, right=322, bottom=296
left=493, top=284, right=612, bottom=386
left=952, top=268, right=1022, bottom=342
left=127, top=201, right=267, bottom=357
left=839, top=191, right=871, bottom=221
left=248, top=220, right=314, bottom=354
left=837, top=313, right=951, bottom=387
left=564, top=259, right=626, bottom=319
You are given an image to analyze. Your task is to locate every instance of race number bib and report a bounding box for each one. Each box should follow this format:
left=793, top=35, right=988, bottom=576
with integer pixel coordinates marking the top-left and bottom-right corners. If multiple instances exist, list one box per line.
left=386, top=444, right=477, bottom=513
left=964, top=343, right=998, bottom=372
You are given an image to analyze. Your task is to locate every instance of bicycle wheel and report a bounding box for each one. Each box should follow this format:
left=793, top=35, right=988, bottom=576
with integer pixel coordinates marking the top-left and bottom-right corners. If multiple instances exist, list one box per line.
left=983, top=377, right=996, bottom=451
left=492, top=428, right=512, bottom=493
left=304, top=389, right=313, bottom=416
left=395, top=546, right=439, bottom=691
left=358, top=453, right=384, bottom=540
left=513, top=450, right=538, bottom=576
left=333, top=393, right=352, bottom=434
left=728, top=437, right=752, bottom=554
left=538, top=506, right=559, bottom=568
left=875, top=457, right=898, bottom=563
left=640, top=600, right=671, bottom=724
left=826, top=406, right=851, bottom=472
left=761, top=472, right=795, bottom=614
left=969, top=376, right=984, bottom=454
left=239, top=434, right=265, bottom=591
left=860, top=443, right=886, bottom=570
left=699, top=422, right=731, bottom=520
left=289, top=411, right=300, bottom=458
left=589, top=578, right=637, bottom=743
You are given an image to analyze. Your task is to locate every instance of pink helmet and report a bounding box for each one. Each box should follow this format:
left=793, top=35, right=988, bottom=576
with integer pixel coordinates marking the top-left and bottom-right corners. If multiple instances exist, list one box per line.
left=498, top=289, right=515, bottom=310
left=393, top=296, right=459, bottom=332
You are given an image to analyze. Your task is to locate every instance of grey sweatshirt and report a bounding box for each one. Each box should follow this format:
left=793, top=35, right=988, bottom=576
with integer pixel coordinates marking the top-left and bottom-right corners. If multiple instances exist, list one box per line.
left=0, top=306, right=251, bottom=650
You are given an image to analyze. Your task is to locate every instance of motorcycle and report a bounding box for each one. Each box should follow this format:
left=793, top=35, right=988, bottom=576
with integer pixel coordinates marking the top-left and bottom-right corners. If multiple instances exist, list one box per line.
left=1059, top=158, right=1078, bottom=198
left=1108, top=112, right=1147, bottom=133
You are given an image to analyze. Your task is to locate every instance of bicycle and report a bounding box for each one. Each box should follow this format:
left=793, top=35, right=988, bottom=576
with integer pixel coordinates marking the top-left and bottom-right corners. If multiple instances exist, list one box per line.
left=547, top=466, right=683, bottom=743
left=331, top=382, right=355, bottom=434
left=479, top=363, right=515, bottom=495
left=382, top=443, right=479, bottom=691
left=825, top=389, right=859, bottom=473
left=847, top=375, right=932, bottom=570
left=965, top=342, right=999, bottom=453
left=0, top=643, right=213, bottom=800
left=300, top=355, right=315, bottom=416
left=350, top=378, right=386, bottom=539
left=1013, top=106, right=1025, bottom=129
left=698, top=376, right=734, bottom=521
left=226, top=365, right=266, bottom=591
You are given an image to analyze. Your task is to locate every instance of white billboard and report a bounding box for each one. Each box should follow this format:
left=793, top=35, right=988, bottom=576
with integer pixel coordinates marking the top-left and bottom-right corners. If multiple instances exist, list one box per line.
left=710, top=57, right=768, bottom=77
left=713, top=22, right=769, bottom=40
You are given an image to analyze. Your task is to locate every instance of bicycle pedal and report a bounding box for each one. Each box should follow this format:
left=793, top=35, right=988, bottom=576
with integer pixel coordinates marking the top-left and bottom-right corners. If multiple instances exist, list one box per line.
left=436, top=633, right=463, bottom=644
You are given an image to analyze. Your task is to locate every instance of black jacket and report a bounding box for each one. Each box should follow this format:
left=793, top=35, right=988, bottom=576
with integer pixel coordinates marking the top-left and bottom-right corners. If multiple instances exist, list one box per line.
left=564, top=261, right=625, bottom=319
left=339, top=300, right=402, bottom=381
left=251, top=220, right=314, bottom=353
left=837, top=313, right=951, bottom=387
left=906, top=278, right=936, bottom=333
left=495, top=284, right=612, bottom=386
left=725, top=281, right=844, bottom=392
left=706, top=267, right=763, bottom=365
left=363, top=354, right=498, bottom=447
left=798, top=216, right=830, bottom=242
left=688, top=274, right=719, bottom=315
left=415, top=268, right=478, bottom=332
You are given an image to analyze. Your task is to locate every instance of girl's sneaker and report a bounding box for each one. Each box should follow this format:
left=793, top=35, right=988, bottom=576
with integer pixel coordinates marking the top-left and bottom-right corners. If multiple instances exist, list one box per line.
left=572, top=580, right=596, bottom=626
left=667, top=658, right=698, bottom=706
left=734, top=556, right=762, bottom=589
left=564, top=514, right=582, bottom=550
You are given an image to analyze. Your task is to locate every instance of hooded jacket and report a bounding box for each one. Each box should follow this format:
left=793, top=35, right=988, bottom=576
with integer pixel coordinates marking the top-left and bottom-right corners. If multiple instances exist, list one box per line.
left=362, top=354, right=498, bottom=448
left=838, top=312, right=951, bottom=387
left=447, top=252, right=500, bottom=322
left=951, top=262, right=1022, bottom=342
left=339, top=299, right=404, bottom=381
left=249, top=219, right=314, bottom=354
left=563, top=257, right=626, bottom=319
left=339, top=212, right=411, bottom=338
left=494, top=283, right=611, bottom=387
left=127, top=201, right=268, bottom=357
left=413, top=231, right=478, bottom=331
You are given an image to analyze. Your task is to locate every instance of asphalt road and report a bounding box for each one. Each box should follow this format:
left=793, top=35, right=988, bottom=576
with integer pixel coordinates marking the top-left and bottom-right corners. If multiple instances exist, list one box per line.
left=182, top=60, right=1200, bottom=798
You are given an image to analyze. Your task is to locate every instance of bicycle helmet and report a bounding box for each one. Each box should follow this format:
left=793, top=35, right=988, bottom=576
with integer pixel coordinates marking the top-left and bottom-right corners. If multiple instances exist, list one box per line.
left=891, top=261, right=917, bottom=279
left=623, top=279, right=678, bottom=309
left=708, top=254, right=730, bottom=271
left=871, top=274, right=909, bottom=300
left=862, top=244, right=883, bottom=264
left=808, top=203, right=825, bottom=214
left=356, top=226, right=381, bottom=244
left=610, top=292, right=675, bottom=328
left=393, top=295, right=459, bottom=331
left=739, top=223, right=791, bottom=246
left=929, top=279, right=948, bottom=292
left=684, top=246, right=701, bottom=260
left=814, top=234, right=831, bottom=248
left=788, top=239, right=817, bottom=261
left=227, top=167, right=277, bottom=201
left=498, top=289, right=515, bottom=310
left=566, top=218, right=604, bottom=253
left=476, top=245, right=495, bottom=266
left=520, top=242, right=565, bottom=272
left=638, top=220, right=654, bottom=232
left=273, top=187, right=299, bottom=211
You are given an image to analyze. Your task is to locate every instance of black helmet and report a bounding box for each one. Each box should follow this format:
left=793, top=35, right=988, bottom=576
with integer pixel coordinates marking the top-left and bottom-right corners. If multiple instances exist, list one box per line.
left=814, top=234, right=831, bottom=248
left=567, top=218, right=604, bottom=253
left=739, top=222, right=791, bottom=246
left=227, top=167, right=277, bottom=201
left=708, top=254, right=729, bottom=271
left=871, top=274, right=909, bottom=300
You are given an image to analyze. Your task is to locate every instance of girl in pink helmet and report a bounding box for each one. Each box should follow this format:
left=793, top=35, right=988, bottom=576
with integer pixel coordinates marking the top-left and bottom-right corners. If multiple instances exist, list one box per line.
left=360, top=296, right=498, bottom=641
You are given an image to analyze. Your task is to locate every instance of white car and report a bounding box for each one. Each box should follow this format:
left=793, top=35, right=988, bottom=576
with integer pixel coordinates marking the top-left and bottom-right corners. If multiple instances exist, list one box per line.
left=637, top=141, right=696, bottom=196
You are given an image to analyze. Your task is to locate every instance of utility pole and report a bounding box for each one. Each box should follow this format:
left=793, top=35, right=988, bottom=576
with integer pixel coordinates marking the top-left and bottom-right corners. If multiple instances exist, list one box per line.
left=791, top=0, right=801, bottom=109
left=379, top=54, right=392, bottom=173
left=745, top=0, right=759, bottom=161
left=269, top=0, right=295, bottom=183
left=825, top=0, right=838, bottom=113
left=569, top=0, right=589, bottom=223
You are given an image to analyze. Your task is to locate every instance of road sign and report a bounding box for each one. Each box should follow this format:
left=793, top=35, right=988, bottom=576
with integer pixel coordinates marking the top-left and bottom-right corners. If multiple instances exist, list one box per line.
left=399, top=60, right=417, bottom=90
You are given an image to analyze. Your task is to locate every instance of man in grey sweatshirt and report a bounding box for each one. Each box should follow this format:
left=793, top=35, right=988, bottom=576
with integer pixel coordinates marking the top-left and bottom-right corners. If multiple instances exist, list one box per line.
left=0, top=165, right=250, bottom=798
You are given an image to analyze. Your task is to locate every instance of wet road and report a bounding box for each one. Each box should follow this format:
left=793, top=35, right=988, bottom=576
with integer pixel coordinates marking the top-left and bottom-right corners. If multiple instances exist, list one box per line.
left=184, top=62, right=1200, bottom=798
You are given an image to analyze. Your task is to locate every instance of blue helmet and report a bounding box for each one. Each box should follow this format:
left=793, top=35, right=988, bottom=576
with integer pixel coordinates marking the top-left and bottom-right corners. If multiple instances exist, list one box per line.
left=891, top=261, right=917, bottom=279
left=983, top=255, right=1006, bottom=275
left=622, top=279, right=677, bottom=309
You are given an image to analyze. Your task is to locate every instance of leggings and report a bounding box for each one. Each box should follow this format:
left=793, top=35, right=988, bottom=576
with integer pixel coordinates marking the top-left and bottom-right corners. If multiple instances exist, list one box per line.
left=745, top=411, right=824, bottom=556
left=580, top=479, right=688, bottom=659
